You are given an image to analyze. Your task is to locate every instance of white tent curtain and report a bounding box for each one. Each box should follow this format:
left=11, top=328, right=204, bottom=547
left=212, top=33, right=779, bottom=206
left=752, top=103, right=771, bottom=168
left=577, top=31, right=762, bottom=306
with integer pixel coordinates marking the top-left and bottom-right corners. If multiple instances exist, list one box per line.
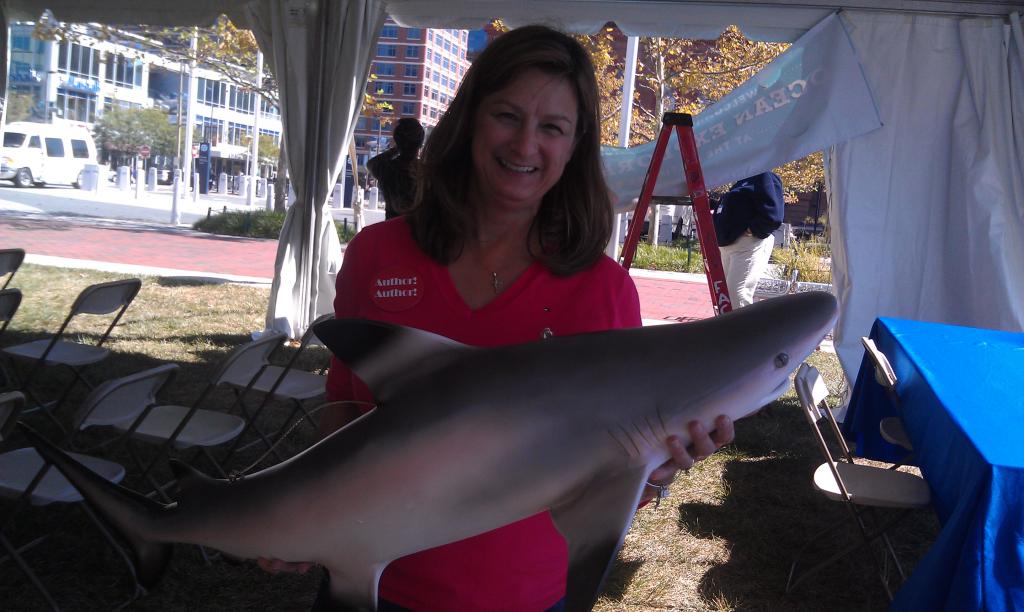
left=829, top=10, right=1024, bottom=382
left=247, top=0, right=386, bottom=338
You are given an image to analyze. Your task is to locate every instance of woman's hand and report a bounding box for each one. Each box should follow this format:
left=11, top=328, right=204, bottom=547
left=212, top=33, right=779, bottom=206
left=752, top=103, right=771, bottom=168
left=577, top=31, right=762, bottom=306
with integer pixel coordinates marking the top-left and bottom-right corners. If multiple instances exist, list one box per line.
left=642, top=416, right=735, bottom=503
left=257, top=557, right=315, bottom=575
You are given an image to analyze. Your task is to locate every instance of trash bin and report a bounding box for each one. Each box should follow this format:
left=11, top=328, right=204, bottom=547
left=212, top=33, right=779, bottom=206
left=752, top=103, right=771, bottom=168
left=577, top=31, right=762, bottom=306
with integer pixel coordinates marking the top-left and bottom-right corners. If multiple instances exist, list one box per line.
left=80, top=164, right=100, bottom=191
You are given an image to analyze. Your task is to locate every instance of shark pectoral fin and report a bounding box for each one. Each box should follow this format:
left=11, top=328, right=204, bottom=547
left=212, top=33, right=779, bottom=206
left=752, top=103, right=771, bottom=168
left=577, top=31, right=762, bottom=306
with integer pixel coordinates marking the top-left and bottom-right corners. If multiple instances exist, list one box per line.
left=550, top=467, right=648, bottom=612
left=314, top=318, right=470, bottom=400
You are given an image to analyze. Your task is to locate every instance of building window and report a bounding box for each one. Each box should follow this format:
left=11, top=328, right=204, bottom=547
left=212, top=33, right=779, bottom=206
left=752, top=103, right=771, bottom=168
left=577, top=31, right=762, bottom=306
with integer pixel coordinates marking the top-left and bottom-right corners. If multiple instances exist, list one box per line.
left=259, top=128, right=281, bottom=144
left=444, top=40, right=452, bottom=52
left=407, top=28, right=422, bottom=40
left=195, top=115, right=224, bottom=144
left=381, top=25, right=398, bottom=38
left=56, top=88, right=97, bottom=122
left=227, top=121, right=253, bottom=145
left=375, top=62, right=395, bottom=76
left=405, top=46, right=420, bottom=59
left=11, top=35, right=32, bottom=52
left=197, top=78, right=226, bottom=108
left=404, top=65, right=419, bottom=78
left=58, top=42, right=100, bottom=79
left=260, top=97, right=280, bottom=117
left=402, top=83, right=417, bottom=96
left=104, top=53, right=141, bottom=88
left=376, top=82, right=395, bottom=95
left=377, top=44, right=397, bottom=57
left=401, top=102, right=415, bottom=115
left=228, top=86, right=255, bottom=114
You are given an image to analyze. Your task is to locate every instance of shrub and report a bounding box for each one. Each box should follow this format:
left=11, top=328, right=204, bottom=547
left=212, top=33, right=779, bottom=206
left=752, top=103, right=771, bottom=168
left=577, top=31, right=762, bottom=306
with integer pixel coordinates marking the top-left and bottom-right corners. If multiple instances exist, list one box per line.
left=773, top=238, right=832, bottom=283
left=193, top=210, right=356, bottom=243
left=631, top=237, right=706, bottom=273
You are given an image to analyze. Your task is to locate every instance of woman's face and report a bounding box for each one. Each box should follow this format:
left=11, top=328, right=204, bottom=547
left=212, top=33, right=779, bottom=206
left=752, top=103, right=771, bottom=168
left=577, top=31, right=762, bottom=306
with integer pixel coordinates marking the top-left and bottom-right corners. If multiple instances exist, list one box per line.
left=469, top=69, right=578, bottom=219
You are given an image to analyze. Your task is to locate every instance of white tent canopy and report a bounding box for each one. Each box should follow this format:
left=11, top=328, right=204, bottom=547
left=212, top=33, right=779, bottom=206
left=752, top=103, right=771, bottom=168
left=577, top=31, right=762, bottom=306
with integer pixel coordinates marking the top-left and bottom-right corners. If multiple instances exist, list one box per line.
left=4, top=0, right=1023, bottom=382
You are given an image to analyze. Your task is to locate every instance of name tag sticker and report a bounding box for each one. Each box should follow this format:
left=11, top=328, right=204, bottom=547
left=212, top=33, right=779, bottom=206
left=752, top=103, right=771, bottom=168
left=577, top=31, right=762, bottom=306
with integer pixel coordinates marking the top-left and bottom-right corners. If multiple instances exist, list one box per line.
left=371, top=267, right=423, bottom=312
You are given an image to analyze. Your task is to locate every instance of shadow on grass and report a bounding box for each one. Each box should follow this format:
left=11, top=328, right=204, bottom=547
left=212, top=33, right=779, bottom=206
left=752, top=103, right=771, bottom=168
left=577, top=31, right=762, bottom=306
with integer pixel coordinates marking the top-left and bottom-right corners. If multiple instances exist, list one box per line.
left=674, top=400, right=938, bottom=612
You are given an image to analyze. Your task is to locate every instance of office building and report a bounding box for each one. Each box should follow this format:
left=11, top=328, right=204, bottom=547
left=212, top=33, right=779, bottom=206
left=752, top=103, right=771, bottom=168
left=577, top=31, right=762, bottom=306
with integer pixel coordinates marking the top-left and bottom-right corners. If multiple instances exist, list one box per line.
left=352, top=19, right=471, bottom=165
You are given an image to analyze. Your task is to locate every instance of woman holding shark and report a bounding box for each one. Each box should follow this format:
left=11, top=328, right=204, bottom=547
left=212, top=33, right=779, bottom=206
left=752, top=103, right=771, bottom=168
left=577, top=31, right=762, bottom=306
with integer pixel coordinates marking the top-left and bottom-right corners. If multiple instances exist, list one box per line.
left=261, top=25, right=735, bottom=611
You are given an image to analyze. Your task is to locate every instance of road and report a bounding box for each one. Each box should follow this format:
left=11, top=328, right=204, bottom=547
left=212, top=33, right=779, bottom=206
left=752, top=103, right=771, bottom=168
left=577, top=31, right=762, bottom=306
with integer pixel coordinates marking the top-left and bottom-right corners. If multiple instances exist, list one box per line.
left=0, top=180, right=269, bottom=226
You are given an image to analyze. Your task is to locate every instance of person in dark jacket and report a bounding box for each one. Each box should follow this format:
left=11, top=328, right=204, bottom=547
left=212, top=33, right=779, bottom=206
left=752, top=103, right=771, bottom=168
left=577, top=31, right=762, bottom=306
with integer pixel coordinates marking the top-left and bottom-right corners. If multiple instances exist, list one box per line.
left=712, top=172, right=785, bottom=308
left=367, top=118, right=425, bottom=219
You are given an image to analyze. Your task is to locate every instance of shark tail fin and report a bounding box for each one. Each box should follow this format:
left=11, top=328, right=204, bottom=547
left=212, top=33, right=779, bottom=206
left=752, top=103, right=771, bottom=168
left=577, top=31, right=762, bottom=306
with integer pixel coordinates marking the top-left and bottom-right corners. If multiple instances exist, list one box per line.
left=18, top=423, right=174, bottom=590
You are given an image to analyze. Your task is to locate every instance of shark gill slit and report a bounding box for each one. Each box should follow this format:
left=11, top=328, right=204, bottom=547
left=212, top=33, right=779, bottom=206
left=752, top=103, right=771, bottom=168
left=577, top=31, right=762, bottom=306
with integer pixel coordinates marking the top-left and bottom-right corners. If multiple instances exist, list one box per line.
left=645, top=413, right=667, bottom=444
left=606, top=430, right=633, bottom=458
left=615, top=423, right=642, bottom=457
left=655, top=406, right=670, bottom=440
left=631, top=419, right=657, bottom=450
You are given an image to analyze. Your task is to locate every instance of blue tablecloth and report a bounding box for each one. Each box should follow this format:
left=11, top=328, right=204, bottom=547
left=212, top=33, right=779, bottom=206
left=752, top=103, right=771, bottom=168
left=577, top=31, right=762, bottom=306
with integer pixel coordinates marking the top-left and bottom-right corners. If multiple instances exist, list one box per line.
left=843, top=317, right=1024, bottom=611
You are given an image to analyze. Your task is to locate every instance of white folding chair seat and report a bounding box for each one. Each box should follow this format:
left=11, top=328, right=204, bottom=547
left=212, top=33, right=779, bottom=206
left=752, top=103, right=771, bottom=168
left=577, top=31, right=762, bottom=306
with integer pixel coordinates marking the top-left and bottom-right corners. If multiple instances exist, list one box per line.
left=0, top=391, right=140, bottom=610
left=246, top=366, right=326, bottom=401
left=787, top=363, right=932, bottom=601
left=813, top=462, right=930, bottom=508
left=0, top=447, right=125, bottom=504
left=2, top=278, right=142, bottom=427
left=69, top=364, right=245, bottom=498
left=121, top=404, right=245, bottom=449
left=3, top=339, right=109, bottom=367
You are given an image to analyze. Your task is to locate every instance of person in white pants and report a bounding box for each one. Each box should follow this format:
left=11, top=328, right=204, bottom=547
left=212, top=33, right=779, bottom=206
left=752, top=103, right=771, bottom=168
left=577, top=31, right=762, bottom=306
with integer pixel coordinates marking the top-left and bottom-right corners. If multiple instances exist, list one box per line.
left=720, top=231, right=776, bottom=307
left=713, top=172, right=785, bottom=308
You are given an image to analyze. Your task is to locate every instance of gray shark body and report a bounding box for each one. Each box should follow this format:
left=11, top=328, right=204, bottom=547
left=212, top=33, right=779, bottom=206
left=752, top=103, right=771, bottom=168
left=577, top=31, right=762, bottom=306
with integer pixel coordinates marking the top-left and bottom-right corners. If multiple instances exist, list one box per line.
left=23, top=291, right=837, bottom=611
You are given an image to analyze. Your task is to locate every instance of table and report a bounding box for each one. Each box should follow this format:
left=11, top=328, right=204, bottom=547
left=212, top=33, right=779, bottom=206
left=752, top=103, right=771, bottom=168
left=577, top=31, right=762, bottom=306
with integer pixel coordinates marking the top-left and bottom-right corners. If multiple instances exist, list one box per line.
left=843, top=317, right=1024, bottom=611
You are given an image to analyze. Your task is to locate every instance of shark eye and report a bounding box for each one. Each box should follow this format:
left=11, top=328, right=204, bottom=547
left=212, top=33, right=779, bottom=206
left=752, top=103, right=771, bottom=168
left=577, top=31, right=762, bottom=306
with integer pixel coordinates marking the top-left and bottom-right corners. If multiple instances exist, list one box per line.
left=774, top=353, right=790, bottom=368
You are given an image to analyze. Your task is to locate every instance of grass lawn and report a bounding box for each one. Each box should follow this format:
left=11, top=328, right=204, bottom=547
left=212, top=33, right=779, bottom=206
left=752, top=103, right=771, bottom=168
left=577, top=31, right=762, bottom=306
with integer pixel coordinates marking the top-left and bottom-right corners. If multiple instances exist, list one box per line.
left=1, top=265, right=935, bottom=611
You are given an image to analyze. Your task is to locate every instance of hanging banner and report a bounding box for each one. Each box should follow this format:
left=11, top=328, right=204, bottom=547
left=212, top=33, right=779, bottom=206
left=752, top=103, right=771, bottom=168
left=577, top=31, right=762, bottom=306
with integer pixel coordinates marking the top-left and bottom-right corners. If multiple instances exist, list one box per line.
left=602, top=12, right=881, bottom=208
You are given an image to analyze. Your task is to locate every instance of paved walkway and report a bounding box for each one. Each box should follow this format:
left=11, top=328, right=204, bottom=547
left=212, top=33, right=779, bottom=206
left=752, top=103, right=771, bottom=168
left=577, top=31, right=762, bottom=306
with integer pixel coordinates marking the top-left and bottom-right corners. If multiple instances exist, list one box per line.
left=0, top=212, right=715, bottom=323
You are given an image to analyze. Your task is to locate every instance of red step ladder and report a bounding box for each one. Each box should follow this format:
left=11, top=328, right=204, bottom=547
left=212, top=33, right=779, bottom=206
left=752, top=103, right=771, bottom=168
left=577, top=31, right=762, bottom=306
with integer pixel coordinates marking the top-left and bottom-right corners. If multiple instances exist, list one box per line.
left=618, top=112, right=732, bottom=315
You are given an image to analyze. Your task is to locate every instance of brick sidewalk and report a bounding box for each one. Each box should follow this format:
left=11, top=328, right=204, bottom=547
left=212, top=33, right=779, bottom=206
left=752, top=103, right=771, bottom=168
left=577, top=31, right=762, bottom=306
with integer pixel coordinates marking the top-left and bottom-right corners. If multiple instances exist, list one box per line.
left=0, top=214, right=714, bottom=323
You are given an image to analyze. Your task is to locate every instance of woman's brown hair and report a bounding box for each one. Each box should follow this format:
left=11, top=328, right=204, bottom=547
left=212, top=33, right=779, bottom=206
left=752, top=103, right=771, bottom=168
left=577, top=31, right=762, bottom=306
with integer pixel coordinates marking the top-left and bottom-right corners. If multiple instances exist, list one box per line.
left=406, top=25, right=612, bottom=276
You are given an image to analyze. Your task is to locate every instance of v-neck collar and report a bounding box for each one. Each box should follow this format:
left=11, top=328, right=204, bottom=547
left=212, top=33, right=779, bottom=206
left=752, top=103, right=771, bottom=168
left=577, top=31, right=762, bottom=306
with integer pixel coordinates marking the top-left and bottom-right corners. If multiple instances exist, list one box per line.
left=434, top=259, right=545, bottom=317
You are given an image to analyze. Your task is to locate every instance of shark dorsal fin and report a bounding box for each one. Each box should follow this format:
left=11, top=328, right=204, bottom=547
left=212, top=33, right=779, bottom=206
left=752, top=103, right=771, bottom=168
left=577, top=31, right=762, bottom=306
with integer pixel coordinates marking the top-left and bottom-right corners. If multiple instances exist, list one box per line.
left=314, top=318, right=469, bottom=401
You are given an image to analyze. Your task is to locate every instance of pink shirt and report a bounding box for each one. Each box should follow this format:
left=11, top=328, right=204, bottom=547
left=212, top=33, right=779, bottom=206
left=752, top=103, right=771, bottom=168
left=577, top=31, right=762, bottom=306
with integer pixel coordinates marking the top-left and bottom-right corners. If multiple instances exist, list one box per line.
left=326, top=218, right=641, bottom=610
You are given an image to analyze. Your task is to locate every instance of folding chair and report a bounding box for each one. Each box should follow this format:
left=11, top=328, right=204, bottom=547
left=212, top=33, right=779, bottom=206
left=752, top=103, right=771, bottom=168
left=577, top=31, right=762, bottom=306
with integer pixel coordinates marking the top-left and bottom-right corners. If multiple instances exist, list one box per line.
left=0, top=391, right=141, bottom=610
left=219, top=316, right=332, bottom=466
left=66, top=364, right=246, bottom=503
left=173, top=331, right=294, bottom=466
left=0, top=288, right=21, bottom=338
left=787, top=364, right=931, bottom=600
left=861, top=336, right=914, bottom=458
left=0, top=289, right=22, bottom=389
left=2, top=278, right=142, bottom=427
left=0, top=248, right=25, bottom=289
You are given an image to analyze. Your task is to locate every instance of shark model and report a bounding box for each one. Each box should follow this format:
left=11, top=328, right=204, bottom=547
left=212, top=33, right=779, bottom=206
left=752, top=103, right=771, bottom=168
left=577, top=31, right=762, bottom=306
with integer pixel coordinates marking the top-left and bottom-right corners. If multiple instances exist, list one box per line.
left=22, top=291, right=837, bottom=611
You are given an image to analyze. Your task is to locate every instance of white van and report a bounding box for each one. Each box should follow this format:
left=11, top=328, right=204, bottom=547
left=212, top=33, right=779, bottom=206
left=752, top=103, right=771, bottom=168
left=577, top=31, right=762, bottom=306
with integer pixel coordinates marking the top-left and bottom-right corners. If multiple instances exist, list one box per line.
left=0, top=121, right=98, bottom=188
